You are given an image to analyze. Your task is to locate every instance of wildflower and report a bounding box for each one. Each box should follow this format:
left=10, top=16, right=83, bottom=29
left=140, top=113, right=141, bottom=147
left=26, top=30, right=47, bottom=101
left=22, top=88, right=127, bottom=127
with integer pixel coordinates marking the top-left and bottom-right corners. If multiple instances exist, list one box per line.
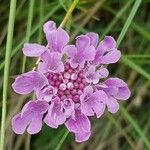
left=12, top=20, right=130, bottom=142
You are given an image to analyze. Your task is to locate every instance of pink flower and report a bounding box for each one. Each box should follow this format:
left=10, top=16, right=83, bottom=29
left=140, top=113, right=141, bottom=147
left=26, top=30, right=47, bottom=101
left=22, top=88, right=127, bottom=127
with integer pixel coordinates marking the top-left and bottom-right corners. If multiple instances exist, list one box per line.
left=11, top=20, right=130, bottom=142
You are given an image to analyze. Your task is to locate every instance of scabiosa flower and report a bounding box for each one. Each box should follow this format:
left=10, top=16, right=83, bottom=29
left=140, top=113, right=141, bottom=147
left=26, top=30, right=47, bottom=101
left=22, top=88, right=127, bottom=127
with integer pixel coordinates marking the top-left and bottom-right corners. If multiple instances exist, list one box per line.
left=11, top=20, right=131, bottom=142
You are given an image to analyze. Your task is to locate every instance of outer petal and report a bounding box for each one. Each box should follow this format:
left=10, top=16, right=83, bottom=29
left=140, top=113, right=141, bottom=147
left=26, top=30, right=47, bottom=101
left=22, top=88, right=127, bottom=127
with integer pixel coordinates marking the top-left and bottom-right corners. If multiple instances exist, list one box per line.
left=76, top=35, right=90, bottom=50
left=97, top=36, right=116, bottom=53
left=45, top=28, right=69, bottom=53
left=65, top=109, right=91, bottom=133
left=81, top=90, right=107, bottom=118
left=21, top=100, right=49, bottom=116
left=106, top=96, right=119, bottom=113
left=44, top=98, right=66, bottom=128
left=65, top=109, right=91, bottom=142
left=115, top=86, right=131, bottom=100
left=86, top=32, right=99, bottom=48
left=12, top=113, right=30, bottom=134
left=101, top=50, right=121, bottom=64
left=22, top=43, right=47, bottom=57
left=39, top=51, right=64, bottom=73
left=43, top=20, right=56, bottom=34
left=75, top=132, right=91, bottom=143
left=12, top=71, right=47, bottom=94
left=63, top=45, right=77, bottom=58
left=83, top=45, right=96, bottom=61
left=27, top=114, right=43, bottom=134
left=104, top=78, right=127, bottom=88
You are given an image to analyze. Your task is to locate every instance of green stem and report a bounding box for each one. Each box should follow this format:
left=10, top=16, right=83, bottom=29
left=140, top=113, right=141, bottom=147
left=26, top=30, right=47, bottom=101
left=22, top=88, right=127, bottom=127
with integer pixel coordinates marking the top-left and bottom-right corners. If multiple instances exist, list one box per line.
left=22, top=0, right=35, bottom=73
left=38, top=0, right=44, bottom=43
left=0, top=0, right=17, bottom=149
left=55, top=130, right=69, bottom=150
left=117, top=0, right=142, bottom=47
left=59, top=0, right=79, bottom=28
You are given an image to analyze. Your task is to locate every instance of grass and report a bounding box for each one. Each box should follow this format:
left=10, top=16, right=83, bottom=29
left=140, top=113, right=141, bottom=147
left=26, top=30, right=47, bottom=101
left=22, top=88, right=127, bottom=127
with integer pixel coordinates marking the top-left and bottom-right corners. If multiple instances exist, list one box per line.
left=0, top=0, right=17, bottom=149
left=0, top=0, right=150, bottom=150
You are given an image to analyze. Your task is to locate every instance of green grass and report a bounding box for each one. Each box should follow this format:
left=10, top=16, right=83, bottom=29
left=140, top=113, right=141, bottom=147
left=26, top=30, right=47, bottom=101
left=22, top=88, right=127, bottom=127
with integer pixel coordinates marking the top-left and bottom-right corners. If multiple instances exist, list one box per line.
left=0, top=0, right=17, bottom=149
left=0, top=0, right=150, bottom=150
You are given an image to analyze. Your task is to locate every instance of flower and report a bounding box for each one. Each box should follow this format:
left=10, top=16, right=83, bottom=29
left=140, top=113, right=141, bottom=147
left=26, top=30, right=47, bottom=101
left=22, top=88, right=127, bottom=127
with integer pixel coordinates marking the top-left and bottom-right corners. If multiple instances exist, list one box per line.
left=11, top=20, right=130, bottom=142
left=86, top=32, right=121, bottom=65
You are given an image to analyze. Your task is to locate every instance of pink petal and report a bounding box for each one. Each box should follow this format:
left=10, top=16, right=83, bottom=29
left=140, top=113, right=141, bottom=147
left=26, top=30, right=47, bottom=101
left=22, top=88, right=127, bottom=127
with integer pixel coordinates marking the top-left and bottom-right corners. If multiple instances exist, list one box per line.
left=105, top=78, right=127, bottom=87
left=97, top=36, right=116, bottom=53
left=11, top=113, right=30, bottom=134
left=116, top=86, right=131, bottom=100
left=75, top=132, right=91, bottom=143
left=86, top=32, right=99, bottom=48
left=45, top=28, right=69, bottom=53
left=65, top=109, right=91, bottom=133
left=12, top=71, right=47, bottom=95
left=101, top=50, right=121, bottom=64
left=106, top=96, right=119, bottom=113
left=22, top=43, right=47, bottom=57
left=44, top=98, right=66, bottom=128
left=43, top=20, right=56, bottom=34
left=63, top=45, right=77, bottom=58
left=76, top=35, right=90, bottom=50
left=27, top=114, right=43, bottom=134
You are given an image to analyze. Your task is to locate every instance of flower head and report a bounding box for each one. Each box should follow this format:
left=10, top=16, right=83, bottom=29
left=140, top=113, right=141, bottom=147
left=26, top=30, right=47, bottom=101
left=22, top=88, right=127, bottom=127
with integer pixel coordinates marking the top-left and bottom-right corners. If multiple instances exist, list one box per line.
left=12, top=21, right=130, bottom=142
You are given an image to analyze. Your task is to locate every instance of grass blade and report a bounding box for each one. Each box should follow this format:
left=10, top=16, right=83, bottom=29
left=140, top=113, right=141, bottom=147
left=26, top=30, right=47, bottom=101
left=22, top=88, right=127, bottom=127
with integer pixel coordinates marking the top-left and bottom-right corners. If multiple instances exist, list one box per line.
left=117, top=0, right=142, bottom=47
left=22, top=0, right=35, bottom=73
left=0, top=0, right=17, bottom=149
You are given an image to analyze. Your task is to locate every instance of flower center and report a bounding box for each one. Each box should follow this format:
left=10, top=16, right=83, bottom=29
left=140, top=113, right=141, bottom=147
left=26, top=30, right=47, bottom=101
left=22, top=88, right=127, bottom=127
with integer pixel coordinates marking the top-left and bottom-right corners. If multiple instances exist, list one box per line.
left=45, top=62, right=87, bottom=102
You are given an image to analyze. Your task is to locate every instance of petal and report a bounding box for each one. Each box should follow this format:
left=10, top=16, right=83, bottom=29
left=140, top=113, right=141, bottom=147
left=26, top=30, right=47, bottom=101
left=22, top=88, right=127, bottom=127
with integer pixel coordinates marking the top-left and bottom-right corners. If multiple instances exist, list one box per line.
left=84, top=85, right=94, bottom=95
left=63, top=99, right=75, bottom=118
left=44, top=98, right=66, bottom=128
left=101, top=49, right=121, bottom=64
left=76, top=35, right=90, bottom=50
left=22, top=43, right=47, bottom=57
left=27, top=114, right=43, bottom=134
left=21, top=100, right=49, bottom=116
left=39, top=51, right=64, bottom=73
left=63, top=45, right=77, bottom=58
left=98, top=67, right=109, bottom=78
left=104, top=78, right=127, bottom=87
left=11, top=113, right=30, bottom=134
left=83, top=45, right=96, bottom=61
left=69, top=59, right=79, bottom=69
left=116, top=86, right=131, bottom=100
left=43, top=20, right=56, bottom=34
left=75, top=132, right=91, bottom=142
left=91, top=90, right=107, bottom=118
left=45, top=28, right=69, bottom=53
left=65, top=109, right=91, bottom=133
left=106, top=96, right=119, bottom=113
left=86, top=32, right=99, bottom=48
left=85, top=66, right=100, bottom=84
left=12, top=71, right=47, bottom=94
left=81, top=90, right=107, bottom=118
left=97, top=36, right=116, bottom=53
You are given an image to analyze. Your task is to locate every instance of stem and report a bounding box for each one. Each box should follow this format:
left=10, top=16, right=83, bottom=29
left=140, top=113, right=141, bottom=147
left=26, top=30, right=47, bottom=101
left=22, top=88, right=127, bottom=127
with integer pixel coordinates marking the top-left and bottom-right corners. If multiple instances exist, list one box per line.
left=0, top=0, right=17, bottom=149
left=55, top=130, right=69, bottom=150
left=59, top=0, right=79, bottom=28
left=22, top=0, right=35, bottom=73
left=117, top=0, right=142, bottom=47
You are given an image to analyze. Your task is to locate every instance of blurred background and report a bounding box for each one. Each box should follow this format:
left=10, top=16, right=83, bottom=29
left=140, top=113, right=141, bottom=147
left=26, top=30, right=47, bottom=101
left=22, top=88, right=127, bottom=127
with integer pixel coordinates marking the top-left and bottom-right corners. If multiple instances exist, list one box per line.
left=0, top=0, right=150, bottom=150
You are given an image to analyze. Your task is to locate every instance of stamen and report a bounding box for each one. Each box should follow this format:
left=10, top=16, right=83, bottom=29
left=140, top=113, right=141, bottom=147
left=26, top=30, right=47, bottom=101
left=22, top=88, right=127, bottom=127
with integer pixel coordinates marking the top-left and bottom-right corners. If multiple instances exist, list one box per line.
left=71, top=73, right=78, bottom=80
left=59, top=83, right=67, bottom=91
left=67, top=82, right=74, bottom=89
left=64, top=72, right=70, bottom=79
